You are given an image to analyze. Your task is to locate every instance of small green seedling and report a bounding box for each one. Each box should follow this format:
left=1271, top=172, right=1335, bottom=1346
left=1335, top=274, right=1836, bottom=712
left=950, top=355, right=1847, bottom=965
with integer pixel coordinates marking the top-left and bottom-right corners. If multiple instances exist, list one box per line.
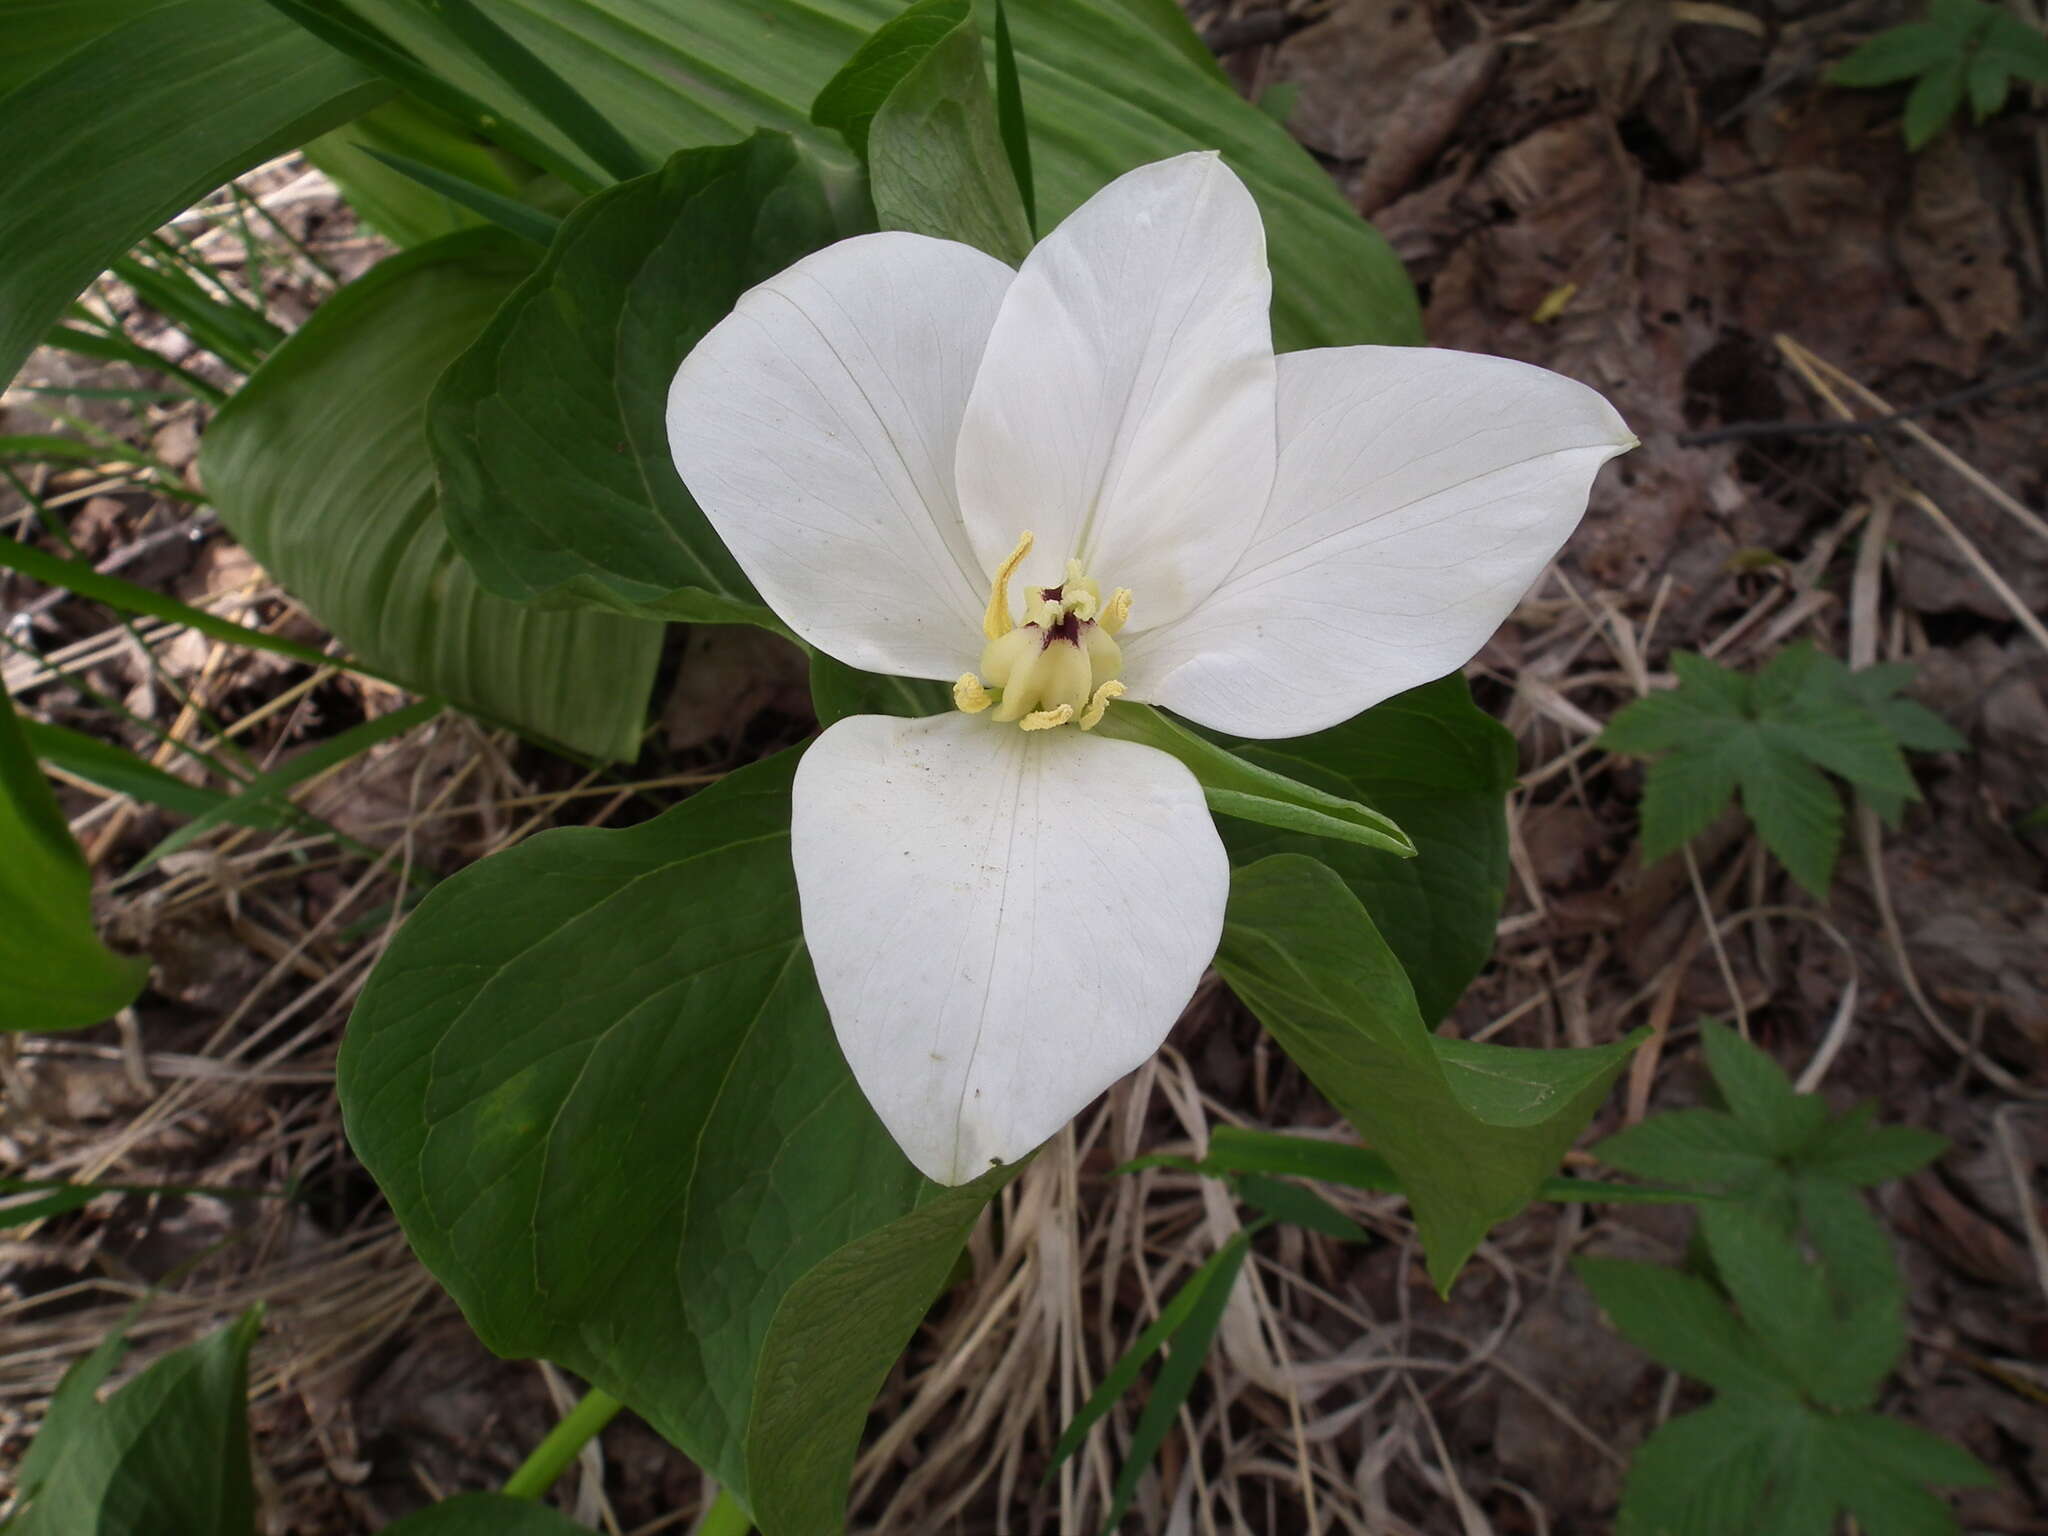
left=1600, top=644, right=1965, bottom=897
left=1830, top=0, right=2048, bottom=149
left=1580, top=1023, right=1992, bottom=1536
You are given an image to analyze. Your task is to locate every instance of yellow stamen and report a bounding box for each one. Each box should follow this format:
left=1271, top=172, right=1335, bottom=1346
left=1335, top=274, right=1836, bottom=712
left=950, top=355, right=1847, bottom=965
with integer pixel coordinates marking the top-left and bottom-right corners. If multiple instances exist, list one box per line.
left=1101, top=587, right=1133, bottom=636
left=983, top=530, right=1035, bottom=641
left=1078, top=679, right=1125, bottom=731
left=953, top=673, right=992, bottom=714
left=1021, top=704, right=1074, bottom=731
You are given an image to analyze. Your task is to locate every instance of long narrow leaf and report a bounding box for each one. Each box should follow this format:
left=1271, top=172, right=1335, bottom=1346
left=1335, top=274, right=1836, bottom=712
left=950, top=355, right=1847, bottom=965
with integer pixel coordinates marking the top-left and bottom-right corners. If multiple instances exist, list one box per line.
left=426, top=0, right=649, bottom=181
left=1100, top=1232, right=1255, bottom=1532
left=0, top=535, right=364, bottom=677
left=258, top=0, right=601, bottom=192
left=992, top=0, right=1035, bottom=232
left=1047, top=1228, right=1255, bottom=1477
left=135, top=697, right=444, bottom=869
left=361, top=147, right=561, bottom=246
left=41, top=320, right=224, bottom=403
left=21, top=718, right=254, bottom=824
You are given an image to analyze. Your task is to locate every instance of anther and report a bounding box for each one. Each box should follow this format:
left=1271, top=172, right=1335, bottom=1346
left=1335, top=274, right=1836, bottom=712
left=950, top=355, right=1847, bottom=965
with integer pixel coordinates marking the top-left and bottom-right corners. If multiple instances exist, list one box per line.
left=953, top=673, right=992, bottom=714
left=983, top=530, right=1035, bottom=641
left=1101, top=588, right=1133, bottom=635
left=1079, top=679, right=1125, bottom=731
left=1020, top=704, right=1074, bottom=731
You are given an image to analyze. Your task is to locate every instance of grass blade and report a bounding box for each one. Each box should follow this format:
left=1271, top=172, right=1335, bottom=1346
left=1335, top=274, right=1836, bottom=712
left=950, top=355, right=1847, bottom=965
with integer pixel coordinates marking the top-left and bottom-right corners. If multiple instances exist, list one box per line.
left=1047, top=1228, right=1255, bottom=1478
left=992, top=0, right=1035, bottom=233
left=134, top=697, right=443, bottom=871
left=42, top=317, right=225, bottom=403
left=259, top=0, right=602, bottom=193
left=425, top=0, right=650, bottom=182
left=362, top=146, right=561, bottom=247
left=21, top=718, right=254, bottom=824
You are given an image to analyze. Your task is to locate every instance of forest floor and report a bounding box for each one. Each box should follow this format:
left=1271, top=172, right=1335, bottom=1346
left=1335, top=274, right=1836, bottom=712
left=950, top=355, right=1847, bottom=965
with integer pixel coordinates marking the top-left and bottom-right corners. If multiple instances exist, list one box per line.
left=2, top=0, right=2045, bottom=1531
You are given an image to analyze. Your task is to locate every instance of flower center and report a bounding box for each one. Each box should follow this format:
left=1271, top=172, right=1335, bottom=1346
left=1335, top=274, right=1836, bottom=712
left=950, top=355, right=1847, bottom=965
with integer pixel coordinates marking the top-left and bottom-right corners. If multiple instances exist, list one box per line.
left=953, top=531, right=1130, bottom=732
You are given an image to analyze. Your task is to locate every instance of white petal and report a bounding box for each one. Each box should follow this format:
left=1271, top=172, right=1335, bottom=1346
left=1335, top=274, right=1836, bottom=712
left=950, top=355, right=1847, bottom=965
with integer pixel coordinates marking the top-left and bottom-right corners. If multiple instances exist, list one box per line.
left=667, top=232, right=1013, bottom=679
left=792, top=712, right=1228, bottom=1185
left=1123, top=346, right=1635, bottom=738
left=954, top=152, right=1277, bottom=630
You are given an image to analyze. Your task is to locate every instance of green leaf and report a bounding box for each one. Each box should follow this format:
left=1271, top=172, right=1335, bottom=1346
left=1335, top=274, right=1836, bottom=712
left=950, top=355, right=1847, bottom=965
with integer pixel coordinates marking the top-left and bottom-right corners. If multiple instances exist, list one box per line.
left=1904, top=55, right=1967, bottom=146
left=299, top=94, right=552, bottom=247
left=1825, top=1413, right=1996, bottom=1491
left=1797, top=1173, right=1901, bottom=1308
left=1594, top=1107, right=1775, bottom=1189
left=1201, top=1125, right=1403, bottom=1193
left=20, top=719, right=251, bottom=826
left=1045, top=1231, right=1253, bottom=1481
left=992, top=0, right=1036, bottom=231
left=359, top=147, right=562, bottom=248
left=0, top=688, right=147, bottom=1033
left=1575, top=1257, right=1799, bottom=1399
left=380, top=1493, right=595, bottom=1535
left=1218, top=855, right=1638, bottom=1288
left=424, top=0, right=650, bottom=183
left=1802, top=1109, right=1946, bottom=1184
left=430, top=134, right=846, bottom=623
left=1232, top=1173, right=1369, bottom=1241
left=340, top=750, right=1004, bottom=1523
left=1697, top=1201, right=1839, bottom=1397
left=1985, top=10, right=2048, bottom=83
left=811, top=0, right=966, bottom=159
left=12, top=1323, right=129, bottom=1505
left=322, top=0, right=1421, bottom=350
left=1221, top=677, right=1515, bottom=1024
left=1616, top=1397, right=1793, bottom=1536
left=0, top=0, right=385, bottom=389
left=8, top=1308, right=261, bottom=1536
left=747, top=1165, right=1013, bottom=1533
left=1700, top=1020, right=1825, bottom=1155
left=1638, top=736, right=1743, bottom=858
left=1097, top=702, right=1414, bottom=857
left=134, top=698, right=444, bottom=871
left=1737, top=743, right=1842, bottom=896
left=1829, top=23, right=1956, bottom=87
left=863, top=1, right=1034, bottom=263
left=807, top=651, right=953, bottom=727
left=199, top=230, right=659, bottom=761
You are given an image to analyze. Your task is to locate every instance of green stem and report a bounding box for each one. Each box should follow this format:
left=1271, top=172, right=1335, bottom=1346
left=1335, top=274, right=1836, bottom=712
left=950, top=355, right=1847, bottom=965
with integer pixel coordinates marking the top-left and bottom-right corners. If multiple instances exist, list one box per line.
left=696, top=1490, right=753, bottom=1536
left=502, top=1386, right=624, bottom=1501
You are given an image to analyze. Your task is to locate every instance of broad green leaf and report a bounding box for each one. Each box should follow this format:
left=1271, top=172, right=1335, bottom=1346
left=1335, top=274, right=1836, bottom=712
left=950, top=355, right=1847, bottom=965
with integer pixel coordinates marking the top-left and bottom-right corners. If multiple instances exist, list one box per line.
left=341, top=750, right=1003, bottom=1525
left=1738, top=743, right=1840, bottom=895
left=12, top=1324, right=129, bottom=1504
left=0, top=688, right=147, bottom=1032
left=747, top=1166, right=1013, bottom=1532
left=1700, top=1019, right=1827, bottom=1154
left=1829, top=22, right=1953, bottom=87
left=1904, top=55, right=1967, bottom=145
left=1222, top=677, right=1515, bottom=1024
left=863, top=0, right=1035, bottom=263
left=0, top=0, right=385, bottom=388
left=1594, top=1107, right=1774, bottom=1188
left=1218, top=855, right=1637, bottom=1288
left=1575, top=1257, right=1799, bottom=1400
left=1797, top=1173, right=1901, bottom=1307
left=322, top=0, right=1422, bottom=351
left=8, top=1308, right=261, bottom=1536
left=382, top=1493, right=633, bottom=1534
left=200, top=230, right=659, bottom=761
left=1825, top=1413, right=1996, bottom=1492
left=1698, top=1201, right=1838, bottom=1397
left=1099, top=703, right=1414, bottom=857
left=431, top=134, right=848, bottom=622
left=1639, top=735, right=1743, bottom=857
left=808, top=652, right=953, bottom=727
left=1801, top=1107, right=1947, bottom=1184
left=1616, top=1397, right=1792, bottom=1536
left=812, top=0, right=974, bottom=160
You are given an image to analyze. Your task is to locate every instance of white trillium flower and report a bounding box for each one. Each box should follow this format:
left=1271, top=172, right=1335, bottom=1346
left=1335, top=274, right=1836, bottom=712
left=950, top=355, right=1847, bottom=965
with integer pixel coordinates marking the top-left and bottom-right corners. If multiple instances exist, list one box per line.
left=667, top=152, right=1634, bottom=1185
